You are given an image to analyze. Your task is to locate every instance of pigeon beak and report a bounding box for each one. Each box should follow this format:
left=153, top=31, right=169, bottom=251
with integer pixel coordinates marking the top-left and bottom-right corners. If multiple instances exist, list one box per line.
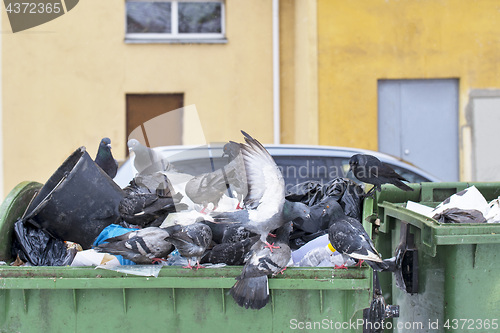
left=107, top=144, right=112, bottom=149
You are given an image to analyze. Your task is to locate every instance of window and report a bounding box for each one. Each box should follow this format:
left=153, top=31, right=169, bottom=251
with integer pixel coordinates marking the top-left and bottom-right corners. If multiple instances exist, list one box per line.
left=125, top=0, right=226, bottom=43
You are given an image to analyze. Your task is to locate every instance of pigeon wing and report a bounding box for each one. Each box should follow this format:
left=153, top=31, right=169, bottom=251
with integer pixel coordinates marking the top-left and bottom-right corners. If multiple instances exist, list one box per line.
left=239, top=131, right=284, bottom=209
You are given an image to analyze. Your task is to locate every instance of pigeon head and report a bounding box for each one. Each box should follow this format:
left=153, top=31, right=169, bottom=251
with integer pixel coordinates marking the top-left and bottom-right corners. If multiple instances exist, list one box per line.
left=348, top=154, right=362, bottom=172
left=100, top=137, right=112, bottom=149
left=222, top=141, right=240, bottom=159
left=283, top=200, right=311, bottom=222
left=127, top=139, right=141, bottom=152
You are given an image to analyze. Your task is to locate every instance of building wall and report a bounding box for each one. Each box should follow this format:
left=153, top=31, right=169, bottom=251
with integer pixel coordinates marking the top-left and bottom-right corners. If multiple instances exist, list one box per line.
left=280, top=0, right=319, bottom=145
left=317, top=0, right=500, bottom=180
left=1, top=0, right=274, bottom=194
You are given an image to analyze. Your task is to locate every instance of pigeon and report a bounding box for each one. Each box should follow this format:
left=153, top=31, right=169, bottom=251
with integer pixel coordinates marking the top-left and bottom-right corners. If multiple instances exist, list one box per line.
left=95, top=137, right=118, bottom=178
left=185, top=167, right=235, bottom=213
left=349, top=154, right=414, bottom=195
left=119, top=190, right=187, bottom=228
left=200, top=235, right=260, bottom=266
left=222, top=141, right=241, bottom=161
left=186, top=143, right=248, bottom=212
left=212, top=131, right=291, bottom=251
left=327, top=204, right=389, bottom=271
left=292, top=197, right=341, bottom=234
left=163, top=222, right=212, bottom=270
left=120, top=176, right=188, bottom=228
left=95, top=227, right=174, bottom=264
left=230, top=222, right=292, bottom=310
left=128, top=139, right=171, bottom=174
left=202, top=221, right=254, bottom=244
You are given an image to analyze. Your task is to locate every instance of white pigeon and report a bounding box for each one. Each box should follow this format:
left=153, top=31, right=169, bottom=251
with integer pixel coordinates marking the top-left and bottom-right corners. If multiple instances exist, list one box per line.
left=127, top=139, right=171, bottom=174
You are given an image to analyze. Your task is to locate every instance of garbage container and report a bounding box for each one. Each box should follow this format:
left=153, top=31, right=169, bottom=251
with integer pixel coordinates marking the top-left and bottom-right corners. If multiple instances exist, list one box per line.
left=0, top=181, right=374, bottom=333
left=369, top=182, right=500, bottom=333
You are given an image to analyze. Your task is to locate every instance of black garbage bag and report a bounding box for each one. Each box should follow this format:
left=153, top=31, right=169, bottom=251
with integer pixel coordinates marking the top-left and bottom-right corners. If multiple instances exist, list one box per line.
left=286, top=181, right=324, bottom=205
left=287, top=178, right=365, bottom=249
left=12, top=219, right=76, bottom=266
left=433, top=208, right=487, bottom=224
left=340, top=180, right=364, bottom=221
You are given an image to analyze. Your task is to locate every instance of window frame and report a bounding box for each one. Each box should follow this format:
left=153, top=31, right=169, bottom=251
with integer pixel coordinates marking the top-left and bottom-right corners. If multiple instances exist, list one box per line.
left=125, top=0, right=227, bottom=44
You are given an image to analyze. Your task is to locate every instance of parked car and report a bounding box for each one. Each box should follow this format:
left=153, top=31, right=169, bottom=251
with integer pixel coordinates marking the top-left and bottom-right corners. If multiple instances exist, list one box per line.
left=114, top=143, right=440, bottom=191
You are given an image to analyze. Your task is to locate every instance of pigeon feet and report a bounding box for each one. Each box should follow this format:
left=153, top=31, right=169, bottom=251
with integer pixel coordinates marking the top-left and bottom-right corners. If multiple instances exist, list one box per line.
left=268, top=233, right=276, bottom=238
left=151, top=258, right=167, bottom=264
left=183, top=260, right=204, bottom=270
left=264, top=242, right=280, bottom=252
left=278, top=267, right=287, bottom=275
left=334, top=264, right=348, bottom=270
left=355, top=260, right=365, bottom=268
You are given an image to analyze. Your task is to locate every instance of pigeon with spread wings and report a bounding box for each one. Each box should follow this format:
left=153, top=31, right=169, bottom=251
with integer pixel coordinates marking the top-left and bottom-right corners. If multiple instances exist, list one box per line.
left=212, top=131, right=308, bottom=251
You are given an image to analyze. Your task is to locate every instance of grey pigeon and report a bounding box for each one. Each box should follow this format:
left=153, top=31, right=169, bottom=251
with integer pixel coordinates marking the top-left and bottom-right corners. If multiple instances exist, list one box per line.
left=120, top=176, right=187, bottom=228
left=95, top=137, right=118, bottom=178
left=222, top=141, right=241, bottom=161
left=119, top=190, right=187, bottom=228
left=200, top=235, right=259, bottom=266
left=185, top=167, right=234, bottom=212
left=212, top=131, right=290, bottom=251
left=186, top=143, right=248, bottom=212
left=230, top=222, right=292, bottom=310
left=202, top=221, right=254, bottom=244
left=327, top=204, right=389, bottom=271
left=164, top=222, right=212, bottom=270
left=349, top=154, right=413, bottom=195
left=128, top=139, right=171, bottom=174
left=95, top=227, right=174, bottom=264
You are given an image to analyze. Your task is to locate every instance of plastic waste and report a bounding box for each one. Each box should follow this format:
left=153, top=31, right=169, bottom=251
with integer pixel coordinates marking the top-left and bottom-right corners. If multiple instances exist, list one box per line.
left=292, top=234, right=344, bottom=267
left=485, top=196, right=500, bottom=223
left=164, top=249, right=188, bottom=266
left=21, top=147, right=125, bottom=250
left=12, top=219, right=76, bottom=266
left=433, top=208, right=486, bottom=224
left=92, top=224, right=139, bottom=265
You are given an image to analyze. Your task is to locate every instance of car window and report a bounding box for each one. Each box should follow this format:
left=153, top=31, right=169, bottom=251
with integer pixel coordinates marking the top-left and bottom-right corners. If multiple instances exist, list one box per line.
left=272, top=156, right=348, bottom=188
left=170, top=157, right=229, bottom=175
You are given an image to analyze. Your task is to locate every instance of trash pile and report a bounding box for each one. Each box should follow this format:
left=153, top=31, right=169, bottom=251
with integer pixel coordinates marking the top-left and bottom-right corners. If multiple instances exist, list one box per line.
left=406, top=185, right=500, bottom=224
left=6, top=132, right=407, bottom=309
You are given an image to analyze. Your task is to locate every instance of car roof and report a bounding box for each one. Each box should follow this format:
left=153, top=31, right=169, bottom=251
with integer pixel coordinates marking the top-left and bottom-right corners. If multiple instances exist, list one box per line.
left=114, top=143, right=441, bottom=187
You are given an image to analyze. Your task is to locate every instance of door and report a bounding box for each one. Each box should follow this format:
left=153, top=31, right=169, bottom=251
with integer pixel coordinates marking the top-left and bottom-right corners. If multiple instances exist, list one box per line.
left=126, top=93, right=184, bottom=150
left=378, top=79, right=459, bottom=181
left=470, top=92, right=500, bottom=181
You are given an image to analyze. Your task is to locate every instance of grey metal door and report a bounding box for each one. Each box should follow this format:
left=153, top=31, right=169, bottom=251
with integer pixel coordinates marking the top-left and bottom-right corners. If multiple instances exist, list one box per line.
left=378, top=79, right=459, bottom=181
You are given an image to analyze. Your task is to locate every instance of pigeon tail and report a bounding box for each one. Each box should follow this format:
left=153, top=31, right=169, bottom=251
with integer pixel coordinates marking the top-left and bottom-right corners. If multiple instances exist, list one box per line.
left=230, top=275, right=269, bottom=310
left=365, top=259, right=391, bottom=272
left=392, top=180, right=414, bottom=192
left=380, top=256, right=398, bottom=272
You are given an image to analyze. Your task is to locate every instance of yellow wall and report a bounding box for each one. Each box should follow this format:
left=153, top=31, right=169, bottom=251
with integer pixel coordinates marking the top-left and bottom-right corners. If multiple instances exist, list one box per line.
left=280, top=0, right=319, bottom=145
left=317, top=0, right=500, bottom=179
left=2, top=0, right=274, bottom=194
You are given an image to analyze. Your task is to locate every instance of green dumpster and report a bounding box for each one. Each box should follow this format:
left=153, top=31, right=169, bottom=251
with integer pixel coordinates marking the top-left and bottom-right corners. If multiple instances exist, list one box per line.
left=368, top=182, right=500, bottom=333
left=0, top=181, right=374, bottom=333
